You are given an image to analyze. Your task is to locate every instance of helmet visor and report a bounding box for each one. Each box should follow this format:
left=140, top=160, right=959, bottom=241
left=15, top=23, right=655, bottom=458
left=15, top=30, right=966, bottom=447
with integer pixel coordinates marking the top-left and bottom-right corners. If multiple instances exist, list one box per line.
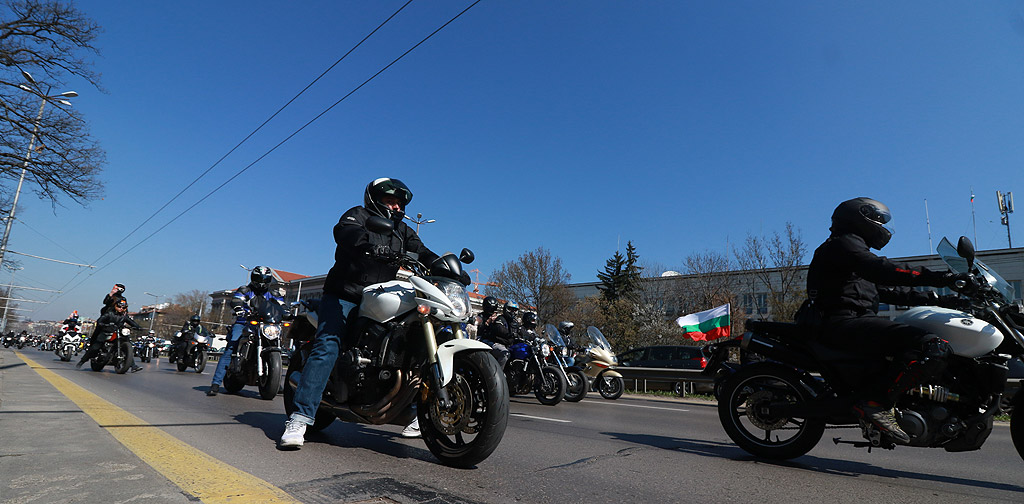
left=373, top=179, right=412, bottom=206
left=859, top=204, right=891, bottom=225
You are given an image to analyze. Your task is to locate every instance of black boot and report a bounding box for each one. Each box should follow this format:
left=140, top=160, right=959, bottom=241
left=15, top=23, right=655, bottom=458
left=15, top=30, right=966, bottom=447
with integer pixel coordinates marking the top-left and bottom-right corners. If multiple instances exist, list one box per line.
left=207, top=384, right=220, bottom=396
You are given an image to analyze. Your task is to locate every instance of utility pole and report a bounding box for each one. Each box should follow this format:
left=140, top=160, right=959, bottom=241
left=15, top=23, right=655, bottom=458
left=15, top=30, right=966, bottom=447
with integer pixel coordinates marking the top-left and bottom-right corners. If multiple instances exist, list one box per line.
left=997, top=191, right=1014, bottom=248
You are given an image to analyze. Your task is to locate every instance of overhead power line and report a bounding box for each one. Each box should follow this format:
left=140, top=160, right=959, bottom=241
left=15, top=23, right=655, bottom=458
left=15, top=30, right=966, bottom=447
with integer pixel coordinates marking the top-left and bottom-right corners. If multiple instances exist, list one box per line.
left=35, top=0, right=482, bottom=313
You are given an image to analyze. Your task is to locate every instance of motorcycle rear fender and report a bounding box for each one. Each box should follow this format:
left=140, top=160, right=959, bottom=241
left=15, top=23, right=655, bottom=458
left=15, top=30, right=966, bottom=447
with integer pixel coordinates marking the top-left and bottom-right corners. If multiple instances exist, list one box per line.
left=436, top=339, right=492, bottom=386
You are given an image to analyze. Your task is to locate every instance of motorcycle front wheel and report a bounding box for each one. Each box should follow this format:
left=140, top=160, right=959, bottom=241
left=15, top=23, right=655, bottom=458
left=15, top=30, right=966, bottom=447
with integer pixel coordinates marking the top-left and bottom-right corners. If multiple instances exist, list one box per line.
left=258, top=351, right=282, bottom=400
left=195, top=349, right=207, bottom=373
left=718, top=363, right=825, bottom=460
left=534, top=366, right=566, bottom=405
left=115, top=342, right=133, bottom=374
left=563, top=368, right=588, bottom=402
left=420, top=351, right=509, bottom=468
left=597, top=375, right=624, bottom=400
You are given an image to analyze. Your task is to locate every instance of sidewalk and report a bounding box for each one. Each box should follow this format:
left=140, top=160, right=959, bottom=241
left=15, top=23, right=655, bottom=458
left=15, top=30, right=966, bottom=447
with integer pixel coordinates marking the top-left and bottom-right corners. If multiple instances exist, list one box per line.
left=0, top=348, right=192, bottom=504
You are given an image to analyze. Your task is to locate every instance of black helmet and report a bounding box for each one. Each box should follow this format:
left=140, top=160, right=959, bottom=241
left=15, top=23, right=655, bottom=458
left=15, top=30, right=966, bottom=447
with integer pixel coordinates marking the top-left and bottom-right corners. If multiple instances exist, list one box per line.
left=482, top=296, right=498, bottom=314
left=831, top=197, right=893, bottom=250
left=115, top=299, right=128, bottom=311
left=189, top=314, right=201, bottom=325
left=503, top=300, right=519, bottom=317
left=364, top=177, right=413, bottom=222
left=522, top=311, right=538, bottom=328
left=558, top=321, right=575, bottom=336
left=251, top=266, right=273, bottom=292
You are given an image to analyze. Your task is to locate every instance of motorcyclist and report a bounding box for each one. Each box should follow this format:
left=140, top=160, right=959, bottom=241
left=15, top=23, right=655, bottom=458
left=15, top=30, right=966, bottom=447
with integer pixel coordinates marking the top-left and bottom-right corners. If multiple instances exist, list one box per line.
left=101, top=284, right=126, bottom=315
left=75, top=298, right=143, bottom=372
left=478, top=296, right=510, bottom=368
left=280, top=177, right=441, bottom=449
left=558, top=321, right=577, bottom=349
left=208, top=266, right=283, bottom=396
left=806, top=197, right=973, bottom=444
left=501, top=300, right=521, bottom=339
left=61, top=311, right=81, bottom=335
left=172, top=314, right=210, bottom=363
left=520, top=311, right=538, bottom=339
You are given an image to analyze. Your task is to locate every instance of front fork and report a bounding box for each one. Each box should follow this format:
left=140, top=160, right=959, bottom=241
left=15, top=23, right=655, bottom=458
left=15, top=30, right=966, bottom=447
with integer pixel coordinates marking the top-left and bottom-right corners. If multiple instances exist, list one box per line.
left=418, top=314, right=453, bottom=410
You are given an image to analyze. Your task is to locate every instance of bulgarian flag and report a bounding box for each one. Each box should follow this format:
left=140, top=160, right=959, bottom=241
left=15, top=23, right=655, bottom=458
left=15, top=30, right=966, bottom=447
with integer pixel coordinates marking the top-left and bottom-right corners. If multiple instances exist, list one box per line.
left=675, top=303, right=731, bottom=341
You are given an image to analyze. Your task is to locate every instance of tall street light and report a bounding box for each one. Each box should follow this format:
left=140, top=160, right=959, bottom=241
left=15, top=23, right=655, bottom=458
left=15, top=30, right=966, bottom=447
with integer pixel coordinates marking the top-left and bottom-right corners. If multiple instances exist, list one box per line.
left=0, top=265, right=24, bottom=333
left=404, top=212, right=435, bottom=234
left=144, top=291, right=163, bottom=334
left=0, top=70, right=77, bottom=271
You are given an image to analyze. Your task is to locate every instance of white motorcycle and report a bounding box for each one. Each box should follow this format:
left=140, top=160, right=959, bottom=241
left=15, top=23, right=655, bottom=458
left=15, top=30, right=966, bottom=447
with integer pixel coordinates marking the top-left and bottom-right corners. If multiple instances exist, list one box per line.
left=57, top=326, right=81, bottom=362
left=284, top=215, right=509, bottom=468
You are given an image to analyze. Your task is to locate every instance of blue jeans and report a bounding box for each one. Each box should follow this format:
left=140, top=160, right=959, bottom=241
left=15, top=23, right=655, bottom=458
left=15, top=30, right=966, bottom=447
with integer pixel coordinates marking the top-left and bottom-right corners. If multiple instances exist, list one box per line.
left=211, top=323, right=245, bottom=386
left=290, top=293, right=356, bottom=424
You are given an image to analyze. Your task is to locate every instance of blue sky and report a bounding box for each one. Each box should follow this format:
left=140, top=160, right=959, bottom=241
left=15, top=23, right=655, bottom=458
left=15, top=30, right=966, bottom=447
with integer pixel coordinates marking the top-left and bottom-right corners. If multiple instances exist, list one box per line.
left=8, top=1, right=1024, bottom=321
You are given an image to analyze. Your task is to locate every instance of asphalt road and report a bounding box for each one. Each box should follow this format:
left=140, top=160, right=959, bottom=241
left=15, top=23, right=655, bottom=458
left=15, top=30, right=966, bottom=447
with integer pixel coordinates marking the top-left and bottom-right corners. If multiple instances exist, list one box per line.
left=2, top=347, right=1023, bottom=504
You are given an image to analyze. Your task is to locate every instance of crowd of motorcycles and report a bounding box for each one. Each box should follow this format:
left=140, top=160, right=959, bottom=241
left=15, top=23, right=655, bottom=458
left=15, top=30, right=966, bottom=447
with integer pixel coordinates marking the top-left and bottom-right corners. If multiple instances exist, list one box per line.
left=4, top=229, right=1024, bottom=469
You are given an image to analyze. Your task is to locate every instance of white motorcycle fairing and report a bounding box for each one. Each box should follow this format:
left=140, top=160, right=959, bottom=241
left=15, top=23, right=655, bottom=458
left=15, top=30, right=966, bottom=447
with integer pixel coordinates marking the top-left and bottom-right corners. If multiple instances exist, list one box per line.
left=360, top=280, right=418, bottom=323
left=436, top=339, right=493, bottom=386
left=894, top=306, right=1003, bottom=358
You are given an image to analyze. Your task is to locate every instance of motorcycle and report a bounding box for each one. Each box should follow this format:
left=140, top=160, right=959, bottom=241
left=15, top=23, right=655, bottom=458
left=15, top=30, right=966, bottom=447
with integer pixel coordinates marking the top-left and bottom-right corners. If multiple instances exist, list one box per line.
left=57, top=328, right=81, bottom=362
left=709, top=236, right=1024, bottom=461
left=283, top=215, right=508, bottom=468
left=172, top=330, right=209, bottom=373
left=1, top=334, right=11, bottom=348
left=222, top=295, right=285, bottom=399
left=90, top=327, right=137, bottom=374
left=138, top=336, right=159, bottom=363
left=505, top=327, right=566, bottom=406
left=543, top=323, right=588, bottom=402
left=16, top=334, right=27, bottom=349
left=578, top=326, right=624, bottom=400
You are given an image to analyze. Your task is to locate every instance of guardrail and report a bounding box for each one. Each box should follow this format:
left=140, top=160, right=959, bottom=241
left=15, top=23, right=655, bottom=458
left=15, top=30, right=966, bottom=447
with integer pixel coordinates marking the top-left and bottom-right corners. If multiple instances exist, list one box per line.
left=609, top=366, right=714, bottom=395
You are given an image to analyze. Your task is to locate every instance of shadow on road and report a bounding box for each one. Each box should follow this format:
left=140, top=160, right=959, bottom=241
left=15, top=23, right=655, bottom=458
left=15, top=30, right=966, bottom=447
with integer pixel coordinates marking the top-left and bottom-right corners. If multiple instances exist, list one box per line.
left=606, top=431, right=1024, bottom=494
left=234, top=410, right=436, bottom=463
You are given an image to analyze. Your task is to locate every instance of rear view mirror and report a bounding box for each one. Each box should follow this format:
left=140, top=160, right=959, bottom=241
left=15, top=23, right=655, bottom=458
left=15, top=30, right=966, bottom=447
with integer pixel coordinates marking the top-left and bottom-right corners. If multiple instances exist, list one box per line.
left=957, top=236, right=976, bottom=272
left=460, top=248, right=475, bottom=264
left=366, top=216, right=394, bottom=234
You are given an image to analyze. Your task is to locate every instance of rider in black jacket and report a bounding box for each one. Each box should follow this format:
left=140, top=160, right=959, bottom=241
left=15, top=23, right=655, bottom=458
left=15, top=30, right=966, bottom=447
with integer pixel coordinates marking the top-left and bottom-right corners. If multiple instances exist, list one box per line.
left=76, top=298, right=143, bottom=372
left=100, top=284, right=126, bottom=315
left=807, top=197, right=971, bottom=444
left=280, top=177, right=441, bottom=449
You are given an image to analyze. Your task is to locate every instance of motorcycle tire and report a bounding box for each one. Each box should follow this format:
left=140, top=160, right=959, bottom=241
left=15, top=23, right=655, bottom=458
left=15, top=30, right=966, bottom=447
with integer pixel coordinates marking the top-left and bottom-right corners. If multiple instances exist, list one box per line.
left=1011, top=392, right=1024, bottom=461
left=597, top=375, right=624, bottom=400
left=420, top=350, right=509, bottom=468
left=534, top=366, right=566, bottom=406
left=195, top=350, right=207, bottom=373
left=176, top=358, right=188, bottom=372
left=258, top=351, right=282, bottom=400
left=718, top=362, right=825, bottom=460
left=282, top=352, right=335, bottom=432
left=223, top=372, right=246, bottom=394
left=563, top=368, right=588, bottom=402
left=90, top=357, right=106, bottom=372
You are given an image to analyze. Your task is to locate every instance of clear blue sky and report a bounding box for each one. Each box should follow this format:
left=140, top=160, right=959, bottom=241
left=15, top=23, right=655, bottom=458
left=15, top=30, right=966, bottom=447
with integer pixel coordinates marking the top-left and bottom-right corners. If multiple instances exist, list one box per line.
left=9, top=1, right=1024, bottom=321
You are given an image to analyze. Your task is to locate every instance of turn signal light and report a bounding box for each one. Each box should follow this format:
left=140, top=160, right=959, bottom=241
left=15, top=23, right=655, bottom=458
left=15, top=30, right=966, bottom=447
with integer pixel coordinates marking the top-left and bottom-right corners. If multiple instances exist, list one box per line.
left=417, top=304, right=431, bottom=315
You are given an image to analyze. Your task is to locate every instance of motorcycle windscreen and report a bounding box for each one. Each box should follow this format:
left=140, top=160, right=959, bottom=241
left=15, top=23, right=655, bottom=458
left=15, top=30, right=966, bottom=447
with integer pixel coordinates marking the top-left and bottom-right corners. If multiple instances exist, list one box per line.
left=938, top=237, right=1015, bottom=302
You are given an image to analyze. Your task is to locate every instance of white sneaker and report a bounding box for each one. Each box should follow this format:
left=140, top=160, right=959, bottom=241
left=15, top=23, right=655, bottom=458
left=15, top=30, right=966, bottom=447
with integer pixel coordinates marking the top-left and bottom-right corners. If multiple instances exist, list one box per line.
left=279, top=418, right=307, bottom=449
left=401, top=417, right=420, bottom=438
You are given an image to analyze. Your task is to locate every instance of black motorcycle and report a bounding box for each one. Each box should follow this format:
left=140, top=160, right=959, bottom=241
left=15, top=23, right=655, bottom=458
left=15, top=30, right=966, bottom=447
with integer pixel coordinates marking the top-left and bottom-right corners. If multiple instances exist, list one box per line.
left=90, top=327, right=137, bottom=374
left=137, top=336, right=159, bottom=363
left=222, top=296, right=284, bottom=399
left=172, top=329, right=210, bottom=373
left=708, top=236, right=1024, bottom=461
left=543, top=323, right=588, bottom=402
left=505, top=332, right=567, bottom=406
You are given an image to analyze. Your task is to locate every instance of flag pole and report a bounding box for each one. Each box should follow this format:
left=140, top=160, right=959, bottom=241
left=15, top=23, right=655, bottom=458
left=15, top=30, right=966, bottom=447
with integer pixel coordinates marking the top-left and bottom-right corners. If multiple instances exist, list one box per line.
left=971, top=187, right=978, bottom=246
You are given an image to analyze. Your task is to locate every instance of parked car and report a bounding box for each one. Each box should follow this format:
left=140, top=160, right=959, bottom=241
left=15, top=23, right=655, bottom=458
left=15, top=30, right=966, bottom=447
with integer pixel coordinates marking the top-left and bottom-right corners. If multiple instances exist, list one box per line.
left=616, top=345, right=710, bottom=396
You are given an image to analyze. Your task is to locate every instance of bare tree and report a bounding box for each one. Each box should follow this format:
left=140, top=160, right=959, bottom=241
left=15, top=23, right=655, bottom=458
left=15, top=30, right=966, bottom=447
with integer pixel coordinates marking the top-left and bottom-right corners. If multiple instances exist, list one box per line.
left=0, top=0, right=105, bottom=212
left=734, top=222, right=807, bottom=321
left=485, top=247, right=573, bottom=324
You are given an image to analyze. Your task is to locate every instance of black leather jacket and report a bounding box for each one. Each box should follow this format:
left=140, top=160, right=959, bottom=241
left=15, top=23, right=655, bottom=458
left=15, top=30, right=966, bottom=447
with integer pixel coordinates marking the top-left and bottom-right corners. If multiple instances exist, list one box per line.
left=807, top=233, right=951, bottom=317
left=323, top=206, right=439, bottom=303
left=93, top=311, right=142, bottom=338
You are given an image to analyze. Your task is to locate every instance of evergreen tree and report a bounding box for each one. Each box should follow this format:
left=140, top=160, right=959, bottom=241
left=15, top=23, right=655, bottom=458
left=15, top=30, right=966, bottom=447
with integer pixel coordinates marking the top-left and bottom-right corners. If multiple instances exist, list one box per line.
left=597, top=241, right=643, bottom=302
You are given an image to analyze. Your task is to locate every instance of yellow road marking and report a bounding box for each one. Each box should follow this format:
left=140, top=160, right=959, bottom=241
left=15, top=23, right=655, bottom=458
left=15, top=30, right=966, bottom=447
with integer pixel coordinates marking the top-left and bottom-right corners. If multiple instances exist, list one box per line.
left=14, top=351, right=299, bottom=504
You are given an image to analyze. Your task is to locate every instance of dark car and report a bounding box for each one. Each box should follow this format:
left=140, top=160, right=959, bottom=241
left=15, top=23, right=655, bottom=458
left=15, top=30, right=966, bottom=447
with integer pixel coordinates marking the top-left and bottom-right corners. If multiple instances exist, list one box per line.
left=617, top=345, right=710, bottom=396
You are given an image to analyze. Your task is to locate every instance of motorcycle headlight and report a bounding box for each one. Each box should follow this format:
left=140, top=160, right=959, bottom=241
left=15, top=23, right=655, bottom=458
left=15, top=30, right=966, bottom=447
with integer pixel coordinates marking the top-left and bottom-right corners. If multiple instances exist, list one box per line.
left=540, top=343, right=551, bottom=358
left=438, top=280, right=471, bottom=319
left=262, top=324, right=282, bottom=340
left=121, top=328, right=132, bottom=336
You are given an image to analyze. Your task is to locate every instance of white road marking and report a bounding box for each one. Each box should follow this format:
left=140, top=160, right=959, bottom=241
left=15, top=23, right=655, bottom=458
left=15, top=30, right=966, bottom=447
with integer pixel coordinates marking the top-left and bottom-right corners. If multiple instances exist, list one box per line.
left=582, top=399, right=689, bottom=412
left=511, top=413, right=572, bottom=423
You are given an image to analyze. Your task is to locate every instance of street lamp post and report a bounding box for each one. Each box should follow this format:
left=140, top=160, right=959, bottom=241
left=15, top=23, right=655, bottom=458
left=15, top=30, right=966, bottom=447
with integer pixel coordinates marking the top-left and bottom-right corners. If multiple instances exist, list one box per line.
left=144, top=291, right=163, bottom=334
left=0, top=265, right=24, bottom=333
left=0, top=71, right=77, bottom=271
left=404, top=212, right=436, bottom=234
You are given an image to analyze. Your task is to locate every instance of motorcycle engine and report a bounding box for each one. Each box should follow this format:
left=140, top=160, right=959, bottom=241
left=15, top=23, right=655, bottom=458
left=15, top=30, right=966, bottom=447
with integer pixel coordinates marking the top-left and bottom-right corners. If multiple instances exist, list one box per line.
left=341, top=321, right=407, bottom=403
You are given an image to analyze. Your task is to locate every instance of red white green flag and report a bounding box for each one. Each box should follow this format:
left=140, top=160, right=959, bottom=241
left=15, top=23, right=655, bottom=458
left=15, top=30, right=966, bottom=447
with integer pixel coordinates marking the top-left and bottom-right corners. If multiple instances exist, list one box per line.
left=675, top=303, right=731, bottom=341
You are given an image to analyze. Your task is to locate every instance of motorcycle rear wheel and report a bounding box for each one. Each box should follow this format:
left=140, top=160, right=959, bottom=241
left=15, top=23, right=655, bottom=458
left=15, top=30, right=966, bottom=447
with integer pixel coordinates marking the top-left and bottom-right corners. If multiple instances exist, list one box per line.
left=718, top=363, right=825, bottom=460
left=90, top=357, right=106, bottom=372
left=420, top=351, right=509, bottom=468
left=563, top=369, right=588, bottom=402
left=535, top=366, right=566, bottom=405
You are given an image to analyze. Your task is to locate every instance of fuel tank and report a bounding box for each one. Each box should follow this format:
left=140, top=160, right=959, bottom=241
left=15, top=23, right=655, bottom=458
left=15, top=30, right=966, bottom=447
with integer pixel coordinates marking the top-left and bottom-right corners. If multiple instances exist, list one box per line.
left=360, top=280, right=416, bottom=323
left=894, top=306, right=1003, bottom=358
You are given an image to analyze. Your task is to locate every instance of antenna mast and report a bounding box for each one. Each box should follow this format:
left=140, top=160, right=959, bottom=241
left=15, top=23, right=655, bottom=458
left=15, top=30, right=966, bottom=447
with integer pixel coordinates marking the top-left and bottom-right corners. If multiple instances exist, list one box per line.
left=925, top=199, right=933, bottom=253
